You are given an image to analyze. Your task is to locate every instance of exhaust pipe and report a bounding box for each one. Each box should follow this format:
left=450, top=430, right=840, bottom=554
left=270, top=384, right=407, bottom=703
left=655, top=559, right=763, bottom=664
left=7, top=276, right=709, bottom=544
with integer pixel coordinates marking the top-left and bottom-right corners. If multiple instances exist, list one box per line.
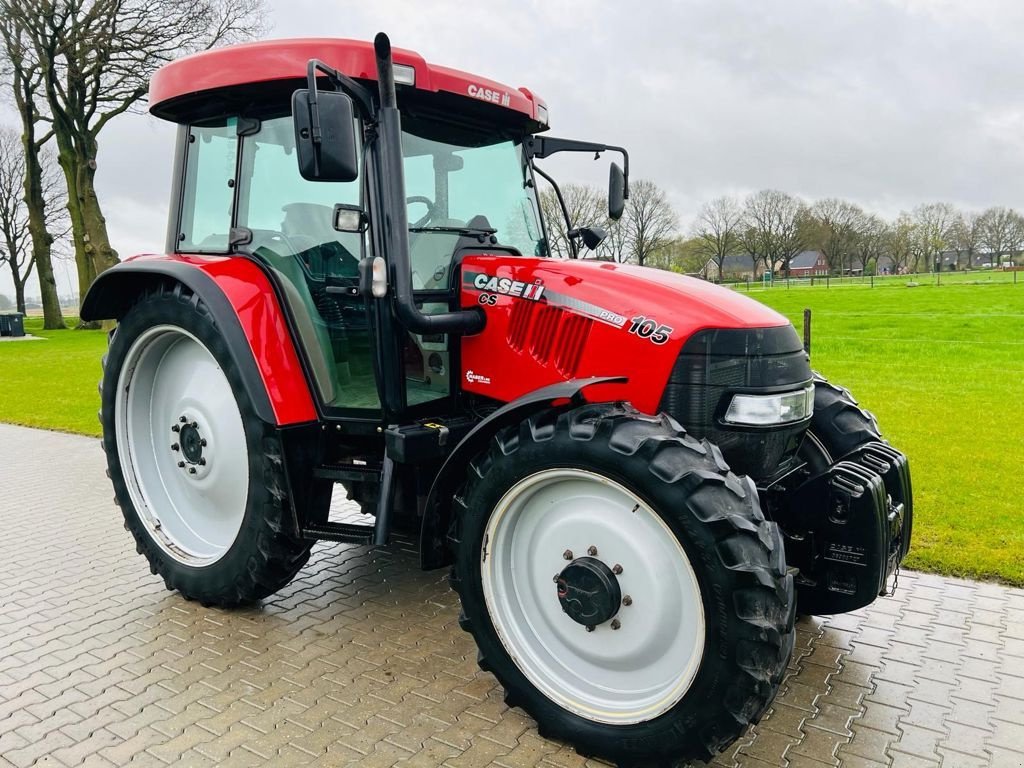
left=372, top=33, right=485, bottom=336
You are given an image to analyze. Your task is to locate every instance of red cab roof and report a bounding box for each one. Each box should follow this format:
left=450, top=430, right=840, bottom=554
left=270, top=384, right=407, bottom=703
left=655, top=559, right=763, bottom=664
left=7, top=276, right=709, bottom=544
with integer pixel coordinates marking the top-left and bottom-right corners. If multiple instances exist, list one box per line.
left=149, top=38, right=547, bottom=126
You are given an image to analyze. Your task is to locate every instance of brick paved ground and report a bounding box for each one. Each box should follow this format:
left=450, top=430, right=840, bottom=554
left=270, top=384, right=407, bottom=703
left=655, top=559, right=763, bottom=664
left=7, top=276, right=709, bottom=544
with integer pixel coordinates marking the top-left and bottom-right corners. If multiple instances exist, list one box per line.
left=1, top=422, right=1022, bottom=767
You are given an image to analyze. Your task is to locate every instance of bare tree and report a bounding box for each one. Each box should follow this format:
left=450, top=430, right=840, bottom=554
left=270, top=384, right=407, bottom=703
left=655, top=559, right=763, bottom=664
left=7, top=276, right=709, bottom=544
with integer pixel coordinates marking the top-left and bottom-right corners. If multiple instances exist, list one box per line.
left=807, top=198, right=865, bottom=275
left=912, top=202, right=957, bottom=272
left=884, top=213, right=916, bottom=274
left=852, top=213, right=886, bottom=274
left=624, top=179, right=677, bottom=266
left=0, top=10, right=65, bottom=327
left=977, top=206, right=1024, bottom=266
left=1, top=0, right=266, bottom=327
left=0, top=128, right=31, bottom=313
left=742, top=189, right=805, bottom=277
left=0, top=128, right=68, bottom=314
left=539, top=184, right=606, bottom=259
left=692, top=196, right=742, bottom=280
left=951, top=211, right=982, bottom=269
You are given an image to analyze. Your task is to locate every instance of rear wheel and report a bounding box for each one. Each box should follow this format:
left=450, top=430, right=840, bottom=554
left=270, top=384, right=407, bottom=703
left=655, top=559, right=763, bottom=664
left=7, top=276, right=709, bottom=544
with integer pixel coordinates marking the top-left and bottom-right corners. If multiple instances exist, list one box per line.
left=451, top=403, right=796, bottom=766
left=100, top=284, right=312, bottom=606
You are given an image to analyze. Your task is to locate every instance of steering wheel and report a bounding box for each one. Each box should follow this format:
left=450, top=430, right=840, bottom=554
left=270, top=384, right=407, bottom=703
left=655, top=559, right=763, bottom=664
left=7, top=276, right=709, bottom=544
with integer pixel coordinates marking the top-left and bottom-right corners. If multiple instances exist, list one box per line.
left=407, top=195, right=435, bottom=228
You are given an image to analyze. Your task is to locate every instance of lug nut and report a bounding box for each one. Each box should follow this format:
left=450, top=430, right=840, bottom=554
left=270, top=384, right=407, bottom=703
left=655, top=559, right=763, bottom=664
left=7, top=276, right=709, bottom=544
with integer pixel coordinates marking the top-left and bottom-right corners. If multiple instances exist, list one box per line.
left=179, top=416, right=187, bottom=423
left=563, top=550, right=573, bottom=560
left=587, top=545, right=598, bottom=556
left=191, top=421, right=198, bottom=429
left=622, top=595, right=633, bottom=606
left=612, top=564, right=623, bottom=575
left=199, top=458, right=206, bottom=466
left=200, top=438, right=207, bottom=447
left=553, top=573, right=560, bottom=583
left=171, top=443, right=179, bottom=451
left=188, top=467, right=197, bottom=474
left=171, top=424, right=180, bottom=433
left=611, top=619, right=621, bottom=630
left=585, top=625, right=595, bottom=633
left=177, top=461, right=185, bottom=468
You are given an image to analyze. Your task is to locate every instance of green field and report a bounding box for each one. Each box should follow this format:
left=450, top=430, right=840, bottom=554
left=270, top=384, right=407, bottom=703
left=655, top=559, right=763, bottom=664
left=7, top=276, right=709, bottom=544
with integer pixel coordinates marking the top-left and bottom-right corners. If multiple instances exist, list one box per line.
left=747, top=278, right=1023, bottom=586
left=1, top=277, right=1022, bottom=585
left=0, top=318, right=106, bottom=436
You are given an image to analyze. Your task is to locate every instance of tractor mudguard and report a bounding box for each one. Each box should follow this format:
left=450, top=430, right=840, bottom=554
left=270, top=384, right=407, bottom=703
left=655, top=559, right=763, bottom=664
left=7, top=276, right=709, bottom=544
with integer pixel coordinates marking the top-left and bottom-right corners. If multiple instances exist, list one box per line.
left=80, top=255, right=317, bottom=426
left=419, top=376, right=626, bottom=569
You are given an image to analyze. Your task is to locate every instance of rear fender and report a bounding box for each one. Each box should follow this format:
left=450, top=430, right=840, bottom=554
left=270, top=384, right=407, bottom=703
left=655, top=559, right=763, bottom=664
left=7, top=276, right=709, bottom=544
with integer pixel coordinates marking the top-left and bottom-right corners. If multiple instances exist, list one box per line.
left=419, top=376, right=626, bottom=569
left=81, top=255, right=317, bottom=426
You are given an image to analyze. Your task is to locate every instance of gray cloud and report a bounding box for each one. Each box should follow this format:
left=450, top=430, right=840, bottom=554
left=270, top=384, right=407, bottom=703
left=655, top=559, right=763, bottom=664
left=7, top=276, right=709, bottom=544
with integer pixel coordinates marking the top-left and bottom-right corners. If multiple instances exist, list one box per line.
left=5, top=0, right=1024, bottom=299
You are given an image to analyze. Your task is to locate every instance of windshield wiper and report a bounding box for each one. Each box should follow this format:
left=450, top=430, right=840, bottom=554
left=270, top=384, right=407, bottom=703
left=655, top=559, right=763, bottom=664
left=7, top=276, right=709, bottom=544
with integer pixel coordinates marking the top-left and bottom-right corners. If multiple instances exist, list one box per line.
left=409, top=226, right=497, bottom=236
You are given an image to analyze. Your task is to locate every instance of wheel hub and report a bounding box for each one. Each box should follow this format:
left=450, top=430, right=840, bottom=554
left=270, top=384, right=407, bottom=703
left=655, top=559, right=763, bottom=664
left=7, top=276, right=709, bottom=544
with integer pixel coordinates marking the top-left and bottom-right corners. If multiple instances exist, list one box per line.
left=556, top=556, right=621, bottom=627
left=179, top=422, right=204, bottom=464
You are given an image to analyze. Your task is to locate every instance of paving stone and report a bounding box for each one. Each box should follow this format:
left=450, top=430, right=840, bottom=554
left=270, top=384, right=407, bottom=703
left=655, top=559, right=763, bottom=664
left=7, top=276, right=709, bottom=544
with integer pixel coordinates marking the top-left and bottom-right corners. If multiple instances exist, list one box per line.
left=1, top=422, right=1022, bottom=768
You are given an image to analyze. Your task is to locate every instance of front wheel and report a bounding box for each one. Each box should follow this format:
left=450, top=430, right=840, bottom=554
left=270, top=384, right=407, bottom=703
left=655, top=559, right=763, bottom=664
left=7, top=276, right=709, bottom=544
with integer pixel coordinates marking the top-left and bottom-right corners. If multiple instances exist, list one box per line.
left=100, top=283, right=313, bottom=606
left=450, top=403, right=796, bottom=767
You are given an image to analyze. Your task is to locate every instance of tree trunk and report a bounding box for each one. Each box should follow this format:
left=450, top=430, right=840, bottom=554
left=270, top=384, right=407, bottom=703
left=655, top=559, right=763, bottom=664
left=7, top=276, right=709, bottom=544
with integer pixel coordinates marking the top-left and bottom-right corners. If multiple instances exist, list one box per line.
left=53, top=124, right=119, bottom=328
left=22, top=123, right=64, bottom=329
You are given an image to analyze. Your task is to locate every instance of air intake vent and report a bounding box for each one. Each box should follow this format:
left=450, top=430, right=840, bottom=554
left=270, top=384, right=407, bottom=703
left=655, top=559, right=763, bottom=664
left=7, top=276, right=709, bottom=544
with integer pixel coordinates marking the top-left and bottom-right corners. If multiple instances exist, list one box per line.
left=553, top=313, right=592, bottom=376
left=525, top=306, right=592, bottom=376
left=530, top=306, right=561, bottom=361
left=507, top=301, right=534, bottom=351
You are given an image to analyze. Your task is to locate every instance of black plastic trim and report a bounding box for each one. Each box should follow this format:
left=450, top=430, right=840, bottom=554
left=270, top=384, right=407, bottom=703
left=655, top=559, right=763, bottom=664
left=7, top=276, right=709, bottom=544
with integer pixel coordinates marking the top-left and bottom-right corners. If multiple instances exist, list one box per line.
left=80, top=260, right=278, bottom=425
left=419, top=376, right=627, bottom=569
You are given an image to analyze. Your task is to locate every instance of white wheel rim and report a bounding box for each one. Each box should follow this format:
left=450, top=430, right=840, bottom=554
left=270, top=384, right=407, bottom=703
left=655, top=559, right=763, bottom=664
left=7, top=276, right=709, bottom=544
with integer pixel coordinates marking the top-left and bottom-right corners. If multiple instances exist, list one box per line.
left=114, top=325, right=249, bottom=566
left=480, top=468, right=706, bottom=724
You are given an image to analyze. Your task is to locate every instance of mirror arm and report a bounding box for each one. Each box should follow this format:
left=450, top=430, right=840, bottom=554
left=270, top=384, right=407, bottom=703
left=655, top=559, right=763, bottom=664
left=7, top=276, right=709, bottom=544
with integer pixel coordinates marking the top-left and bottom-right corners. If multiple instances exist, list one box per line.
left=525, top=136, right=629, bottom=198
left=305, top=59, right=376, bottom=124
left=532, top=163, right=577, bottom=259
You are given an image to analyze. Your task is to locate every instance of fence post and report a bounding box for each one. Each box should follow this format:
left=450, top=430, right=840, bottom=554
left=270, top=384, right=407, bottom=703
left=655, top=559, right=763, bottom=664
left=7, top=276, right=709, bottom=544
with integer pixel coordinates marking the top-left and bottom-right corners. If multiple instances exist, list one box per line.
left=871, top=274, right=874, bottom=288
left=826, top=275, right=830, bottom=289
left=803, top=308, right=811, bottom=355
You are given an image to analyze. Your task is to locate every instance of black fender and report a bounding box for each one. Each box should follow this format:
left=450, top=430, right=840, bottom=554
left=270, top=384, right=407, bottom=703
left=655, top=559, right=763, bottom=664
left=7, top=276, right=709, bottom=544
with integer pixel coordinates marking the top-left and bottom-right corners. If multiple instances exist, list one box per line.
left=81, top=260, right=277, bottom=425
left=419, top=376, right=627, bottom=570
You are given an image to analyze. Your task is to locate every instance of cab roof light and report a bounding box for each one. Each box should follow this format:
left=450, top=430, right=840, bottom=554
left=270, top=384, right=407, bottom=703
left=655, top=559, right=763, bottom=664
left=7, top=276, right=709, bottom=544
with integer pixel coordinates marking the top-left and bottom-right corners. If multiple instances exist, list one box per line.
left=393, top=63, right=416, bottom=86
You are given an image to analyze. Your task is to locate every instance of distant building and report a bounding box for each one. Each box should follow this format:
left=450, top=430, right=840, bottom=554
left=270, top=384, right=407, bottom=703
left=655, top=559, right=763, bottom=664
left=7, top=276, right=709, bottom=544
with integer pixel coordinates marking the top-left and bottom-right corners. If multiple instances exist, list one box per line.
left=788, top=250, right=828, bottom=277
left=705, top=254, right=758, bottom=281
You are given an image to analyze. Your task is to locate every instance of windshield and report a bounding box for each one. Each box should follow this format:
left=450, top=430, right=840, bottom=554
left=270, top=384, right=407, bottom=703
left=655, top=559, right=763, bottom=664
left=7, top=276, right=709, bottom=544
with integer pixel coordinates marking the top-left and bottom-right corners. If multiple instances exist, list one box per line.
left=403, top=132, right=544, bottom=289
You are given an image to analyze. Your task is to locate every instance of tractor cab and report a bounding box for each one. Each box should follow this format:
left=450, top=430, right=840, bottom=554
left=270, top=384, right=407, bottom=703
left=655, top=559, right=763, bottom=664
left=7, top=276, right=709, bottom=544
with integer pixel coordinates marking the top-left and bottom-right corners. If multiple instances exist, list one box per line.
left=148, top=36, right=625, bottom=424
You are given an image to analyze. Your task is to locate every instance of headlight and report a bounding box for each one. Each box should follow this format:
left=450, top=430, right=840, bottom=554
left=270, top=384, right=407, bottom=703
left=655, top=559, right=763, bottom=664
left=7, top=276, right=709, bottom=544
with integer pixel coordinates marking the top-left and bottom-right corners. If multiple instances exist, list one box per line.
left=723, top=385, right=814, bottom=426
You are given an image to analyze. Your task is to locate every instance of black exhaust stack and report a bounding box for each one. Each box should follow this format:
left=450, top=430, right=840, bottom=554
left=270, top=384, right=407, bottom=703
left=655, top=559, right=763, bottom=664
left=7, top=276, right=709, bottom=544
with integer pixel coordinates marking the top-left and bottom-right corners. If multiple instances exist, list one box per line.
left=372, top=33, right=484, bottom=336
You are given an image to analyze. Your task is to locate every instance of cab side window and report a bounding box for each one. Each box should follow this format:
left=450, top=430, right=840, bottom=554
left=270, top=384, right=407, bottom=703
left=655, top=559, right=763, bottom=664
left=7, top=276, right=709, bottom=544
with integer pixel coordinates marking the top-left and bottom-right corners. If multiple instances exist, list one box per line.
left=178, top=120, right=237, bottom=253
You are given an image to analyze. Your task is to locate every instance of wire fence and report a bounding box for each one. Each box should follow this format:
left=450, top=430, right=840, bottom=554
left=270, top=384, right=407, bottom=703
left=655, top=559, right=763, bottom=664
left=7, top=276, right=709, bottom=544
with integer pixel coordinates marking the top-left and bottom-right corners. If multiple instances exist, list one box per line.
left=720, top=268, right=1022, bottom=292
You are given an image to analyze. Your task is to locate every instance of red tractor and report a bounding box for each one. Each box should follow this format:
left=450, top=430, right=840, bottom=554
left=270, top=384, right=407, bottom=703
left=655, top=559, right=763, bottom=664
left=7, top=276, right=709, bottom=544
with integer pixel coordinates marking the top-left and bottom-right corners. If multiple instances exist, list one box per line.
left=83, top=34, right=912, bottom=767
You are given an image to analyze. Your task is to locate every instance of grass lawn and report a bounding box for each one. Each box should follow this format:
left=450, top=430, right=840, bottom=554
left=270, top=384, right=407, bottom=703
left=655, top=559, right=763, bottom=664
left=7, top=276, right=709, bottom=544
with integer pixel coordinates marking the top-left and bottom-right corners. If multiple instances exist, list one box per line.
left=0, top=317, right=105, bottom=437
left=747, top=278, right=1023, bottom=586
left=1, top=277, right=1021, bottom=585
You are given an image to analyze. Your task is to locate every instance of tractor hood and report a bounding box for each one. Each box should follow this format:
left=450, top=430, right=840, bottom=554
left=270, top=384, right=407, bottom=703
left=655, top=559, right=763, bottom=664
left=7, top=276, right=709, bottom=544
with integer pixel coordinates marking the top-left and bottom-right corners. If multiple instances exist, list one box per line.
left=459, top=255, right=796, bottom=415
left=522, top=258, right=788, bottom=330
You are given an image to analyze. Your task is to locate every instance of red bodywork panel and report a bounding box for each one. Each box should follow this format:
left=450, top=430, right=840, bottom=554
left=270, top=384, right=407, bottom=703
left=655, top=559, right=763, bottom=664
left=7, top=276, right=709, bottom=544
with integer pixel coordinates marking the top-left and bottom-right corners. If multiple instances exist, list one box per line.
left=127, top=254, right=317, bottom=426
left=148, top=38, right=546, bottom=126
left=460, top=257, right=791, bottom=415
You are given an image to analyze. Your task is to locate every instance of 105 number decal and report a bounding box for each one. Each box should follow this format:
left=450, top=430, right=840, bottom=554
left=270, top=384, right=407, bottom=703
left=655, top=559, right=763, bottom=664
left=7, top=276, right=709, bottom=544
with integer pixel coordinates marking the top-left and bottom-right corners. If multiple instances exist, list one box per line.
left=628, top=315, right=673, bottom=344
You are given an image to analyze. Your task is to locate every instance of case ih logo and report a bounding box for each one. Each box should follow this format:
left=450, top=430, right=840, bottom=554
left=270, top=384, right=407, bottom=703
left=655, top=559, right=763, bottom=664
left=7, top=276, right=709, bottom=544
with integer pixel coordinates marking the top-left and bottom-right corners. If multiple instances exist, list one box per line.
left=465, top=370, right=492, bottom=386
left=466, top=272, right=546, bottom=301
left=467, top=84, right=511, bottom=107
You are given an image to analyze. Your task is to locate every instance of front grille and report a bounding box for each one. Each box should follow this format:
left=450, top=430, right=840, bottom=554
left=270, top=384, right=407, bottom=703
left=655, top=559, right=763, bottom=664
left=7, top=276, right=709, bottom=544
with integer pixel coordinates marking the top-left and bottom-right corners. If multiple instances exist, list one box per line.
left=659, top=326, right=812, bottom=479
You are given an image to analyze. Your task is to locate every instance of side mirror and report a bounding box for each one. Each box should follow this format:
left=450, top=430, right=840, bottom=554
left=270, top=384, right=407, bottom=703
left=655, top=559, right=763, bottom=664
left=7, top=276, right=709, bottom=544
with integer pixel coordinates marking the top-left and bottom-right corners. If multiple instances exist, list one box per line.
left=292, top=89, right=359, bottom=182
left=609, top=162, right=626, bottom=221
left=569, top=226, right=607, bottom=251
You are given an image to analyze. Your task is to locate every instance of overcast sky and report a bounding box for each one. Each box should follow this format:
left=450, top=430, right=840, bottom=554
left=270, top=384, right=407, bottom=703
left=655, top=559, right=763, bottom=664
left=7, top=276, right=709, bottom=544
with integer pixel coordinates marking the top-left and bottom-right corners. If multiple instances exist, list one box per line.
left=5, top=0, right=1024, bottom=300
